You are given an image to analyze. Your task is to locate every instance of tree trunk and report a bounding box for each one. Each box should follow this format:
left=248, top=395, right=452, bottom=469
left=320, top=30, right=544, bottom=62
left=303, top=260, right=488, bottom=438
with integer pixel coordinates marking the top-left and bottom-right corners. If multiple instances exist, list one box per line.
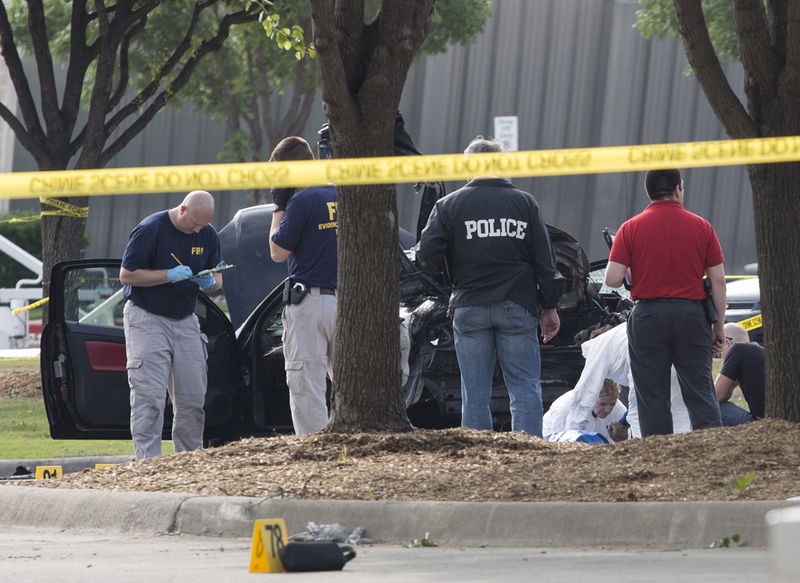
left=747, top=161, right=800, bottom=421
left=309, top=0, right=434, bottom=433
left=672, top=0, right=800, bottom=421
left=39, top=198, right=88, bottom=324
left=327, top=123, right=409, bottom=432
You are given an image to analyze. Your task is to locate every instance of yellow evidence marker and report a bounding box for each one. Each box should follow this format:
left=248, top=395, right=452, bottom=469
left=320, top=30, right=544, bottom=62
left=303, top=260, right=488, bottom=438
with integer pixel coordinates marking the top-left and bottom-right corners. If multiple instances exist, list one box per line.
left=34, top=466, right=62, bottom=479
left=249, top=518, right=288, bottom=573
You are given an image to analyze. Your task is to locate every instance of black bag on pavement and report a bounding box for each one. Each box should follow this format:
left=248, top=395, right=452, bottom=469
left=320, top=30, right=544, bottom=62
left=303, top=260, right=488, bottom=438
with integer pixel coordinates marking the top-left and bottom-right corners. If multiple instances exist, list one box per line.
left=279, top=542, right=356, bottom=572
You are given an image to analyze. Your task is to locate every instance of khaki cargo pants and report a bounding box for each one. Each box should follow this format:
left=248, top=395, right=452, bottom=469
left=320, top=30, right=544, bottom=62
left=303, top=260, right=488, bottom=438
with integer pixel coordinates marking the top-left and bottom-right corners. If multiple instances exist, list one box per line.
left=124, top=301, right=208, bottom=459
left=282, top=289, right=336, bottom=435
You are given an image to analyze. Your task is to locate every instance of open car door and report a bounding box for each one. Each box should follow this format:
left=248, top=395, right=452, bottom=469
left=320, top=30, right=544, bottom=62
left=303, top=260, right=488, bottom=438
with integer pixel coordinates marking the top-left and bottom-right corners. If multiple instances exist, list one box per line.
left=40, top=260, right=242, bottom=442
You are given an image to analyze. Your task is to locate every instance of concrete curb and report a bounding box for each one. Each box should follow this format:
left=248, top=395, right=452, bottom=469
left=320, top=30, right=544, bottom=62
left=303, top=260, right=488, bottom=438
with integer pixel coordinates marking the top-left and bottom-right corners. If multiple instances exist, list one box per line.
left=1, top=485, right=796, bottom=548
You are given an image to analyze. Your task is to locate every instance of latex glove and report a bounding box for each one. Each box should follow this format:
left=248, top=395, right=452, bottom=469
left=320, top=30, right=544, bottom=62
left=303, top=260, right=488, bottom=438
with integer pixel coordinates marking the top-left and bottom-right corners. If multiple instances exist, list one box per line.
left=166, top=265, right=193, bottom=283
left=271, top=187, right=295, bottom=211
left=194, top=272, right=216, bottom=290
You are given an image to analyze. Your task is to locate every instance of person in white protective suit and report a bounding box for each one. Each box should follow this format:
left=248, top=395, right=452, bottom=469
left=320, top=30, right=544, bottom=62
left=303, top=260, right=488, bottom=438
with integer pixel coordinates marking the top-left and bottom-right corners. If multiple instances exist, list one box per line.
left=561, top=322, right=690, bottom=439
left=543, top=378, right=627, bottom=443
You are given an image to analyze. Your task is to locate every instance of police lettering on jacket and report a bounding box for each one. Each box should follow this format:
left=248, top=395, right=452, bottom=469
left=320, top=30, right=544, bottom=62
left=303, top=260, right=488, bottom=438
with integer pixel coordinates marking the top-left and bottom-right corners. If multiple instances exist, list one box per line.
left=464, top=218, right=528, bottom=240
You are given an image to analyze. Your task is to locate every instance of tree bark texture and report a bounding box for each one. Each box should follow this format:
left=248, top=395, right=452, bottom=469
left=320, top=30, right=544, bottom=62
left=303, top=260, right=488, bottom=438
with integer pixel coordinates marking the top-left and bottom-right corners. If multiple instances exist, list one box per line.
left=673, top=0, right=800, bottom=421
left=309, top=0, right=435, bottom=432
left=747, top=162, right=800, bottom=421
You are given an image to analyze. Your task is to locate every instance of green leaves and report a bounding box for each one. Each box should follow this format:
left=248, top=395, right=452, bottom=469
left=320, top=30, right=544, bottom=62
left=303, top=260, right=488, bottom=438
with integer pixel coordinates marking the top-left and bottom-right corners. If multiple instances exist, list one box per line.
left=710, top=533, right=743, bottom=548
left=257, top=8, right=316, bottom=60
left=423, top=0, right=492, bottom=55
left=634, top=0, right=740, bottom=66
left=727, top=471, right=756, bottom=492
left=407, top=532, right=438, bottom=548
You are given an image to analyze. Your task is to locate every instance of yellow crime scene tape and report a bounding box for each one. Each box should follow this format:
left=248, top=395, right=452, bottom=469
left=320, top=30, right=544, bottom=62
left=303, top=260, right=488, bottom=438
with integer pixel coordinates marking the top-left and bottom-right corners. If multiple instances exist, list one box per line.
left=736, top=314, right=762, bottom=332
left=0, top=135, right=799, bottom=198
left=2, top=136, right=780, bottom=326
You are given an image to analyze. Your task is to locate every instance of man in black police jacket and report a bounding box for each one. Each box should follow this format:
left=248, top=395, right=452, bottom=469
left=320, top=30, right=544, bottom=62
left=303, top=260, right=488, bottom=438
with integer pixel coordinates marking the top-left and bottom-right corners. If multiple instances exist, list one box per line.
left=416, top=136, right=564, bottom=436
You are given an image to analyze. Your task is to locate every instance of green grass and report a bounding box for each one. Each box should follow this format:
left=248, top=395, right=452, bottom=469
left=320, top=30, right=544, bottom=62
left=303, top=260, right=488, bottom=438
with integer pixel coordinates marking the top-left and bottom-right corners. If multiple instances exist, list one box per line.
left=0, top=356, right=175, bottom=459
left=0, top=396, right=174, bottom=459
left=0, top=358, right=39, bottom=373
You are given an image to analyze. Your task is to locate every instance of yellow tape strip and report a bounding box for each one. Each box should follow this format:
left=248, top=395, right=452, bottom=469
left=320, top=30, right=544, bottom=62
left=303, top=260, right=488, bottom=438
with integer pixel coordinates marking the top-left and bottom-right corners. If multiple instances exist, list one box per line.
left=736, top=314, right=762, bottom=331
left=0, top=215, right=41, bottom=224
left=40, top=197, right=89, bottom=218
left=0, top=136, right=798, bottom=198
left=11, top=296, right=49, bottom=315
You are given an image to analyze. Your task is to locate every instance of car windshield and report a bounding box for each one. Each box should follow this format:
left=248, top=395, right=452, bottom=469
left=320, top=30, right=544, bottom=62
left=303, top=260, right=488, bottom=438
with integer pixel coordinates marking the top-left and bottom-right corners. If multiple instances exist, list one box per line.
left=587, top=264, right=630, bottom=300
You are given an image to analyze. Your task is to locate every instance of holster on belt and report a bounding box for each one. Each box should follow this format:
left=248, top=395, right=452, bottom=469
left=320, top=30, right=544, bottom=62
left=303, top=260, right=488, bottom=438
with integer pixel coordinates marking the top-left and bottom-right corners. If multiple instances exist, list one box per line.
left=703, top=278, right=717, bottom=325
left=283, top=279, right=309, bottom=306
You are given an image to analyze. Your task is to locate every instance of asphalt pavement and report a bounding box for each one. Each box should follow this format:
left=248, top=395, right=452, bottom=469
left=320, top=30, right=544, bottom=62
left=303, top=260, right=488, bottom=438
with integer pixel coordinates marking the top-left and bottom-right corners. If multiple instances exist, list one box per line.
left=0, top=525, right=773, bottom=583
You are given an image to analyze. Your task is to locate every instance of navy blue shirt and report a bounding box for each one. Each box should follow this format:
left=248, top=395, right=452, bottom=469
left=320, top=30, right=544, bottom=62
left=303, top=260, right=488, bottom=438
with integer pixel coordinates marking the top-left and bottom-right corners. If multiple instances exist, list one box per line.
left=122, top=210, right=220, bottom=318
left=720, top=342, right=765, bottom=419
left=271, top=185, right=337, bottom=288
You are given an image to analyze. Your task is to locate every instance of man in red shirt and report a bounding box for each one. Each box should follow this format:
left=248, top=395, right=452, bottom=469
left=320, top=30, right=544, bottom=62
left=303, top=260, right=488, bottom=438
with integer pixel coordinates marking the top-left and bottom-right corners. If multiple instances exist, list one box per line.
left=605, top=169, right=726, bottom=436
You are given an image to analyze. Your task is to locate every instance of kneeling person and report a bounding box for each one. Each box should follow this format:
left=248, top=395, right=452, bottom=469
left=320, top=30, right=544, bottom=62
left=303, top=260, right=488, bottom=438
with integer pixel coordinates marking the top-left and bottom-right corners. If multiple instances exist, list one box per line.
left=544, top=379, right=628, bottom=443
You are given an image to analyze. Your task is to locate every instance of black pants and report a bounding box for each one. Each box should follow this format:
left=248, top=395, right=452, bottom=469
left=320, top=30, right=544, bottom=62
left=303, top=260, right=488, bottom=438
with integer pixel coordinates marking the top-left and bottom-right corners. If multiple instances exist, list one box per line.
left=627, top=300, right=721, bottom=436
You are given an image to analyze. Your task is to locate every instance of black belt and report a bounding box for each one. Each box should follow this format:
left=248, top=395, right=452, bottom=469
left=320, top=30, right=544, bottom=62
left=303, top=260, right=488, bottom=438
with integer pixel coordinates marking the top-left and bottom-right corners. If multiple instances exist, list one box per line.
left=314, top=287, right=336, bottom=296
left=636, top=298, right=702, bottom=304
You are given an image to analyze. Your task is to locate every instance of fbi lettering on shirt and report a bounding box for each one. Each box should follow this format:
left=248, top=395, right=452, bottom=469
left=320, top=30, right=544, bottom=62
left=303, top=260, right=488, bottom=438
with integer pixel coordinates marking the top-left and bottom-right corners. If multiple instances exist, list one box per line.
left=318, top=201, right=338, bottom=231
left=191, top=246, right=204, bottom=255
left=464, top=218, right=527, bottom=240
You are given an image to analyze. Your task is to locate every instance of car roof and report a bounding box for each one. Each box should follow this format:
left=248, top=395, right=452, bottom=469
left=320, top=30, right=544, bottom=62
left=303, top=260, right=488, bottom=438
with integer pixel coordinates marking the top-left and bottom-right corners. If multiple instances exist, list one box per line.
left=726, top=277, right=759, bottom=300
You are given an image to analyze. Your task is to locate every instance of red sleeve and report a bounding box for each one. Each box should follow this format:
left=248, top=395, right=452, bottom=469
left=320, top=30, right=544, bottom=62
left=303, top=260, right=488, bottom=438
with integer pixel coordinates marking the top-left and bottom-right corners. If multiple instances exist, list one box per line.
left=608, top=223, right=630, bottom=266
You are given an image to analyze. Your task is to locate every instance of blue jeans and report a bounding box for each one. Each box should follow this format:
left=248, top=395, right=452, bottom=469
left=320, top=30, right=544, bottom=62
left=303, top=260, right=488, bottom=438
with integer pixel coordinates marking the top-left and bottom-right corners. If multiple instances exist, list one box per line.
left=452, top=301, right=543, bottom=436
left=719, top=401, right=755, bottom=426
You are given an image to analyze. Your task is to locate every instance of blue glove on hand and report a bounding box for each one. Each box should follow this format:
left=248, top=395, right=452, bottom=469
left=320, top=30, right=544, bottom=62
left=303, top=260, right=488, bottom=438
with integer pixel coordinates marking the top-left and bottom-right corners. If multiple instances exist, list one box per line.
left=166, top=265, right=193, bottom=283
left=195, top=272, right=216, bottom=290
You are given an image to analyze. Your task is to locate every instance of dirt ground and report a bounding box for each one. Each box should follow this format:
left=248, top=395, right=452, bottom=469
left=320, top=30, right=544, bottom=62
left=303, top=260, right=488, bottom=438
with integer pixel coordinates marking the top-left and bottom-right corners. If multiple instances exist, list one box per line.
left=4, top=369, right=799, bottom=502
left=0, top=370, right=42, bottom=399
left=6, top=388, right=794, bottom=503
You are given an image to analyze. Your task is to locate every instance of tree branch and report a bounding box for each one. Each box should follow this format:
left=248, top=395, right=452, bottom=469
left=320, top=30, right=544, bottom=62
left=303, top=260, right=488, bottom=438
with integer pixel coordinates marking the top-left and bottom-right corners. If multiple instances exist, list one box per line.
left=61, top=1, right=94, bottom=140
left=77, top=1, right=121, bottom=167
left=732, top=0, right=779, bottom=97
left=109, top=17, right=148, bottom=110
left=98, top=8, right=258, bottom=166
left=130, top=0, right=162, bottom=22
left=0, top=2, right=45, bottom=141
left=673, top=0, right=756, bottom=138
left=240, top=46, right=263, bottom=155
left=25, top=0, right=64, bottom=138
left=102, top=0, right=217, bottom=137
left=287, top=87, right=316, bottom=137
left=252, top=42, right=277, bottom=147
left=0, top=102, right=47, bottom=163
left=282, top=57, right=308, bottom=131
